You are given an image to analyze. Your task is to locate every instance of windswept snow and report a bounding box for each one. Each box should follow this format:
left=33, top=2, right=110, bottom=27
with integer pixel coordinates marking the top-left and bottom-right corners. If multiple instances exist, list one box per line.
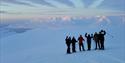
left=0, top=16, right=125, bottom=63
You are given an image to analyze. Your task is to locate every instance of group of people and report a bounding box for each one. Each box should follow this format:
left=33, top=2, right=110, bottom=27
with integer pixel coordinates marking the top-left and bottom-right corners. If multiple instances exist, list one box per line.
left=65, top=30, right=106, bottom=54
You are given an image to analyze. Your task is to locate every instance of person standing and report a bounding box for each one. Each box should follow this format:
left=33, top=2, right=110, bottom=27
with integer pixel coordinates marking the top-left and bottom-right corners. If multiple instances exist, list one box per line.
left=78, top=35, right=85, bottom=51
left=85, top=33, right=93, bottom=50
left=71, top=36, right=77, bottom=53
left=93, top=32, right=100, bottom=50
left=65, top=36, right=71, bottom=54
left=98, top=30, right=106, bottom=50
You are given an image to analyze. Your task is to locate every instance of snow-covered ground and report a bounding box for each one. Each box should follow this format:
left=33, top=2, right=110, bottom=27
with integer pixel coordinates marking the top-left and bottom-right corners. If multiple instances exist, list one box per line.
left=0, top=16, right=125, bottom=63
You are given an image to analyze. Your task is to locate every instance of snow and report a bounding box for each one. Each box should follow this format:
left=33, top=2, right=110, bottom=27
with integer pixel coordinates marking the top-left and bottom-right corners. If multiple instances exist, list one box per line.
left=0, top=17, right=125, bottom=63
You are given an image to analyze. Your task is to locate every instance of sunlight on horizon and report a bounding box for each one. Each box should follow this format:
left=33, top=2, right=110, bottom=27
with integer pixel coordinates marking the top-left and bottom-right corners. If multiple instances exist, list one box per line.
left=1, top=0, right=125, bottom=20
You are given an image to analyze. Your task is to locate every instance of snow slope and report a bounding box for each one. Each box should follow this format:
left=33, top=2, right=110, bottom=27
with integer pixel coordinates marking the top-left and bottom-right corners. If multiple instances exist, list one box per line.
left=0, top=16, right=125, bottom=63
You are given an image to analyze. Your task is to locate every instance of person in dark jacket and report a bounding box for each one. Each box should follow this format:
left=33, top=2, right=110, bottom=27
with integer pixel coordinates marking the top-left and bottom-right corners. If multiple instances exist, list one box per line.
left=93, top=32, right=100, bottom=50
left=71, top=36, right=77, bottom=53
left=65, top=36, right=71, bottom=54
left=85, top=33, right=93, bottom=50
left=98, top=30, right=106, bottom=50
left=78, top=35, right=85, bottom=51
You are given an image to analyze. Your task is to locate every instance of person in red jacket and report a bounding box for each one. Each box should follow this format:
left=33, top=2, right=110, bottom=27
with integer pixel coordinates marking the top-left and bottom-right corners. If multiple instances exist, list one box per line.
left=78, top=35, right=85, bottom=51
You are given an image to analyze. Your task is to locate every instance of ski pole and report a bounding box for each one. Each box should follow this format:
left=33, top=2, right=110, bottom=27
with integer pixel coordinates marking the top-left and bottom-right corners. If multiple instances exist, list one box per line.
left=106, top=32, right=114, bottom=38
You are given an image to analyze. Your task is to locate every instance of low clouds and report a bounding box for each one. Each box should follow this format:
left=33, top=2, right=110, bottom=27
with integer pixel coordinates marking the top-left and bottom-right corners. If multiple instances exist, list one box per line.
left=0, top=11, right=8, bottom=14
left=1, top=0, right=33, bottom=6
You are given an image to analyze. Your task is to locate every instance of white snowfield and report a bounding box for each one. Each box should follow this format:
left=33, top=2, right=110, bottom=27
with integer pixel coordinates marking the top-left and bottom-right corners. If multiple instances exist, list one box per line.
left=0, top=27, right=125, bottom=63
left=0, top=17, right=125, bottom=63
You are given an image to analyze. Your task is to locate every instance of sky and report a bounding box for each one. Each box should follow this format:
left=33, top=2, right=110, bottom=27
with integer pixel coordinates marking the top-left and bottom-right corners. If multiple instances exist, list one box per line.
left=0, top=0, right=125, bottom=20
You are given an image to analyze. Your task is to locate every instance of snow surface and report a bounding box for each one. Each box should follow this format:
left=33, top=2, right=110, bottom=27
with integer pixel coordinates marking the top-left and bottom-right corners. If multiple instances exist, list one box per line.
left=0, top=17, right=125, bottom=63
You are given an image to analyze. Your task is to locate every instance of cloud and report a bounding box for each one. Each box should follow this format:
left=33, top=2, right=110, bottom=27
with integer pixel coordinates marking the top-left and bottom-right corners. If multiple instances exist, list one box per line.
left=1, top=0, right=56, bottom=7
left=70, top=0, right=84, bottom=8
left=98, top=0, right=125, bottom=11
left=1, top=0, right=75, bottom=8
left=0, top=11, right=8, bottom=14
left=0, top=11, right=17, bottom=14
left=89, top=0, right=104, bottom=8
left=1, top=0, right=125, bottom=20
left=27, top=0, right=56, bottom=7
left=81, top=0, right=95, bottom=8
left=96, top=16, right=111, bottom=24
left=0, top=10, right=23, bottom=14
left=1, top=0, right=33, bottom=6
left=55, top=0, right=75, bottom=7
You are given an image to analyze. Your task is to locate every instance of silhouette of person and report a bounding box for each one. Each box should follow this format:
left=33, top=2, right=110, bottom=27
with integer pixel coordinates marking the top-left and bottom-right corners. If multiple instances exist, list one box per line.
left=98, top=30, right=106, bottom=50
left=71, top=36, right=77, bottom=53
left=93, top=32, right=100, bottom=50
left=65, top=36, right=71, bottom=54
left=85, top=33, right=93, bottom=50
left=78, top=35, right=85, bottom=51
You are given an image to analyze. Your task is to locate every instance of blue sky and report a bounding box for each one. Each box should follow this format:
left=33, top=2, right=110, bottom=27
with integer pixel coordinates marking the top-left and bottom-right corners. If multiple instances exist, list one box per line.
left=0, top=0, right=125, bottom=20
